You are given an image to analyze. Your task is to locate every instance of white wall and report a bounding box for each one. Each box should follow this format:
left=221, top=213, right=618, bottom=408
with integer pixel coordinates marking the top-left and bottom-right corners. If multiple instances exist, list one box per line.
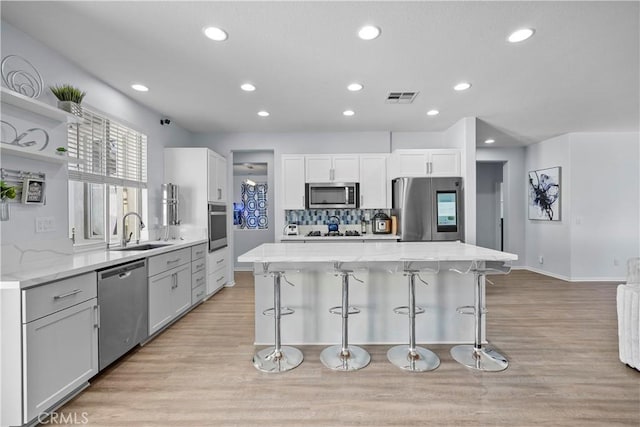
left=476, top=147, right=527, bottom=267
left=476, top=162, right=503, bottom=251
left=525, top=134, right=572, bottom=279
left=391, top=132, right=444, bottom=149
left=0, top=21, right=194, bottom=251
left=524, top=132, right=639, bottom=281
left=569, top=132, right=639, bottom=280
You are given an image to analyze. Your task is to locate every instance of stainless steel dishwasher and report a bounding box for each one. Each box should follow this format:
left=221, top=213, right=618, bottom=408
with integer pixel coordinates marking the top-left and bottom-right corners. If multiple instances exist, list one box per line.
left=97, top=260, right=148, bottom=371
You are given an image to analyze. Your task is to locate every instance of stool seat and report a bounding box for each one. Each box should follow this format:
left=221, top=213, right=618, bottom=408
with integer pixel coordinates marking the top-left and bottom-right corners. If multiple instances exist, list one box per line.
left=320, top=264, right=370, bottom=371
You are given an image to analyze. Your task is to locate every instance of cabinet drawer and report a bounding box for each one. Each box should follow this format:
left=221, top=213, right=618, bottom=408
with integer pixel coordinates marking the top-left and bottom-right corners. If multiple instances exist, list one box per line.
left=148, top=247, right=191, bottom=277
left=23, top=272, right=97, bottom=323
left=192, top=258, right=206, bottom=275
left=192, top=284, right=206, bottom=305
left=207, top=248, right=228, bottom=272
left=191, top=244, right=207, bottom=261
left=210, top=269, right=228, bottom=290
left=192, top=269, right=206, bottom=290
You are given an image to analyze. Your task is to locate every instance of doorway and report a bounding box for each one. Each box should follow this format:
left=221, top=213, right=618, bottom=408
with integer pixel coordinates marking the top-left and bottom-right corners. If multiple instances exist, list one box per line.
left=231, top=150, right=274, bottom=271
left=476, top=162, right=505, bottom=251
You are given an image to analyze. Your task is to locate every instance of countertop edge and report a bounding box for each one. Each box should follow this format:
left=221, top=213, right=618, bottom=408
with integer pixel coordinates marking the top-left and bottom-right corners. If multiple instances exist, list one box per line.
left=1, top=238, right=208, bottom=289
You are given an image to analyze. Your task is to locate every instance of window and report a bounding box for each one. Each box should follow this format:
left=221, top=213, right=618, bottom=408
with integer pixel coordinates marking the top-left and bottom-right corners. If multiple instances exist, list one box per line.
left=67, top=108, right=147, bottom=247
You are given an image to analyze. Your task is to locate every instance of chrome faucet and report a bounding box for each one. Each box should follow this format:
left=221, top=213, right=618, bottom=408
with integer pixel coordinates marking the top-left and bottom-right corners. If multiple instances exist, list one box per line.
left=121, top=212, right=145, bottom=248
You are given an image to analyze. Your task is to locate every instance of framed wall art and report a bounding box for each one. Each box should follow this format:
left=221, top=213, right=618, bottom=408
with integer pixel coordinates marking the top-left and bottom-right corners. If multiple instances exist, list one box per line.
left=21, top=178, right=46, bottom=204
left=528, top=167, right=560, bottom=221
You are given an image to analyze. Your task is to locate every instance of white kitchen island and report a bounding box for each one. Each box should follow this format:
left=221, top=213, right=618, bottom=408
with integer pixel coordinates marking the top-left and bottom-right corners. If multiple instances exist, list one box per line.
left=238, top=241, right=517, bottom=345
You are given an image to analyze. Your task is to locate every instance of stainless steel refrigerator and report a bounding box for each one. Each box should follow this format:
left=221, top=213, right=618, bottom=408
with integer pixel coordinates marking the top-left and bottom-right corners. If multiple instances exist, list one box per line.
left=392, top=177, right=464, bottom=242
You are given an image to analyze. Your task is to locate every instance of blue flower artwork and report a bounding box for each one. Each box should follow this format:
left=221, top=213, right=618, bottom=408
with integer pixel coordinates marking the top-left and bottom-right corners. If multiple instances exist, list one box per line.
left=528, top=167, right=561, bottom=221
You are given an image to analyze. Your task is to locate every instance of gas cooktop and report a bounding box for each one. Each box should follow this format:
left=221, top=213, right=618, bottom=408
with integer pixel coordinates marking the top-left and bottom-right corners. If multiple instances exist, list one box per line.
left=305, top=230, right=361, bottom=237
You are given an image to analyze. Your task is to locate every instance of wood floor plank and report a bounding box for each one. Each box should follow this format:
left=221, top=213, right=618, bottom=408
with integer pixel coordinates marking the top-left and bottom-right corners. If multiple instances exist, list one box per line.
left=55, top=270, right=639, bottom=426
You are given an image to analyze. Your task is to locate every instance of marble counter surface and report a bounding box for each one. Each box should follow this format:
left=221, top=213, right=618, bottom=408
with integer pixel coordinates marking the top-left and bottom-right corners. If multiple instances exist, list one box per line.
left=238, top=241, right=518, bottom=263
left=1, top=238, right=207, bottom=289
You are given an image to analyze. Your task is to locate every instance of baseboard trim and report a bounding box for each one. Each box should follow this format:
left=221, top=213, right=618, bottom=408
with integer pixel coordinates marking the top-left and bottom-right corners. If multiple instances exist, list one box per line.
left=520, top=266, right=624, bottom=283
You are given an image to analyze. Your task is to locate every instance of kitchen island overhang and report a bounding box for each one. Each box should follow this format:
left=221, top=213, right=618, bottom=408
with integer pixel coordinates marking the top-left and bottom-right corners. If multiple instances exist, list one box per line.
left=238, top=241, right=517, bottom=345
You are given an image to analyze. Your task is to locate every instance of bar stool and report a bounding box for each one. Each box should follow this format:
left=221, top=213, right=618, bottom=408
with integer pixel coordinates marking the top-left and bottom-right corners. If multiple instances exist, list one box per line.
left=320, top=262, right=370, bottom=371
left=450, top=260, right=511, bottom=371
left=252, top=263, right=303, bottom=373
left=387, top=260, right=440, bottom=372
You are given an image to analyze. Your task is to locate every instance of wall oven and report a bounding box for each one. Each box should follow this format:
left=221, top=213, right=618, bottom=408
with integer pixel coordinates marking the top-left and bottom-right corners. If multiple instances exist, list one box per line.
left=208, top=203, right=227, bottom=252
left=305, top=182, right=359, bottom=209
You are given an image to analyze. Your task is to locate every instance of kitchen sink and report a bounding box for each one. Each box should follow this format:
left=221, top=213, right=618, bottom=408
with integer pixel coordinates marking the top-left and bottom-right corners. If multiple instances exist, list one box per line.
left=111, top=243, right=172, bottom=251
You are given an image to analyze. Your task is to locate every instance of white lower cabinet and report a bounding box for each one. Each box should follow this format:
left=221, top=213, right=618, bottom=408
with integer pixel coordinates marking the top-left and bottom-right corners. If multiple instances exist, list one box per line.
left=207, top=247, right=228, bottom=295
left=23, top=297, right=99, bottom=423
left=148, top=264, right=191, bottom=336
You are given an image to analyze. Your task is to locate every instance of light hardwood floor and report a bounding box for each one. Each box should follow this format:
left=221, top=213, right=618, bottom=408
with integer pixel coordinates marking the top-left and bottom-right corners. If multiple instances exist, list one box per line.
left=58, top=270, right=639, bottom=426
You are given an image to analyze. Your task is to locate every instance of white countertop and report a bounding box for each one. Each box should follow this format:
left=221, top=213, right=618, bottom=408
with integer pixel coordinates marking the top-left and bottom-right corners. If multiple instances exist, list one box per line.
left=238, top=241, right=518, bottom=263
left=280, top=234, right=399, bottom=241
left=1, top=238, right=207, bottom=289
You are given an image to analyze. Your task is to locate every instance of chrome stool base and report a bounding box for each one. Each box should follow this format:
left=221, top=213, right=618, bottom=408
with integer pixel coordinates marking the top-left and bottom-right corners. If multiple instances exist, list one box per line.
left=253, top=346, right=304, bottom=373
left=450, top=344, right=508, bottom=372
left=387, top=345, right=440, bottom=372
left=320, top=344, right=370, bottom=371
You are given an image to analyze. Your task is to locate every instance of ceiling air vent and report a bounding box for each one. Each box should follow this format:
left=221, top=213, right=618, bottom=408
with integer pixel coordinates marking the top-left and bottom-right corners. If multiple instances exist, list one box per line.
left=386, top=91, right=419, bottom=104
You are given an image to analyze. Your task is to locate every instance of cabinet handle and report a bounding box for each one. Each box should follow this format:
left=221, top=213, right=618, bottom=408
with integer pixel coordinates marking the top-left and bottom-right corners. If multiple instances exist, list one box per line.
left=196, top=276, right=204, bottom=284
left=216, top=276, right=224, bottom=282
left=195, top=250, right=204, bottom=257
left=360, top=195, right=363, bottom=206
left=118, top=271, right=132, bottom=280
left=53, top=289, right=82, bottom=300
left=94, top=304, right=100, bottom=329
left=218, top=188, right=222, bottom=200
left=302, top=195, right=305, bottom=207
left=195, top=263, right=205, bottom=270
left=171, top=273, right=177, bottom=290
left=196, top=291, right=204, bottom=298
left=166, top=258, right=180, bottom=265
left=216, top=258, right=225, bottom=264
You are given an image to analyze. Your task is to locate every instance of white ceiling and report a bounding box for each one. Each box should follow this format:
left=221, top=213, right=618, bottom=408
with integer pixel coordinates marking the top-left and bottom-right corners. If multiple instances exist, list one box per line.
left=1, top=1, right=638, bottom=147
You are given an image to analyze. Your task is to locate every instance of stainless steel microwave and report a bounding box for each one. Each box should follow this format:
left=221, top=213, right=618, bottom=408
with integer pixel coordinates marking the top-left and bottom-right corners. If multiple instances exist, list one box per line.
left=305, top=183, right=359, bottom=209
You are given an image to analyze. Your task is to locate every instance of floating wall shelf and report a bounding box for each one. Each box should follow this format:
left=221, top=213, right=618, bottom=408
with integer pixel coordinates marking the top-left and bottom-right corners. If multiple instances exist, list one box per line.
left=0, top=144, right=69, bottom=164
left=1, top=87, right=83, bottom=124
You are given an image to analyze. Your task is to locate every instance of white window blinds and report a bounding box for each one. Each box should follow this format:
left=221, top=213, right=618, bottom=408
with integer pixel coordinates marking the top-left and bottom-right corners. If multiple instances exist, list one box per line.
left=67, top=108, right=147, bottom=188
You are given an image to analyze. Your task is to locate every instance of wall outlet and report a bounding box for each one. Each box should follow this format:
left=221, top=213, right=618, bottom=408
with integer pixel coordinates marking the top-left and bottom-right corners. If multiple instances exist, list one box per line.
left=538, top=255, right=544, bottom=265
left=35, top=217, right=56, bottom=233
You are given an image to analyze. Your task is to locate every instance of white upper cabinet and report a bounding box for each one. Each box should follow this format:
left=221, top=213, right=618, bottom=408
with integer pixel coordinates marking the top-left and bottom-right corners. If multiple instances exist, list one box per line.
left=281, top=155, right=306, bottom=209
left=305, top=155, right=359, bottom=183
left=391, top=149, right=461, bottom=178
left=208, top=151, right=227, bottom=203
left=359, top=154, right=390, bottom=209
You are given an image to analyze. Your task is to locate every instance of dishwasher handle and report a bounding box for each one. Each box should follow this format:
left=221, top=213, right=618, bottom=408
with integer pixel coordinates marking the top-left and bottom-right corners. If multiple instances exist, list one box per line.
left=98, top=260, right=146, bottom=280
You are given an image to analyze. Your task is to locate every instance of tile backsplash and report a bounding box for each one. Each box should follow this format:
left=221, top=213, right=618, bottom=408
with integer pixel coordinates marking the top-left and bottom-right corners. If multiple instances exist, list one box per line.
left=285, top=209, right=389, bottom=225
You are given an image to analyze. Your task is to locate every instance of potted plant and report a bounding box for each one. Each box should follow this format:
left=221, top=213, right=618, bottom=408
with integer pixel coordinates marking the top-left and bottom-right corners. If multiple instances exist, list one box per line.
left=0, top=180, right=17, bottom=221
left=49, top=84, right=86, bottom=115
left=55, top=146, right=68, bottom=156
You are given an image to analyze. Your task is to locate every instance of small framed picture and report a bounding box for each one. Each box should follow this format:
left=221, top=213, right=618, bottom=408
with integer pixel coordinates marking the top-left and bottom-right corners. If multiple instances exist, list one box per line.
left=22, top=178, right=46, bottom=204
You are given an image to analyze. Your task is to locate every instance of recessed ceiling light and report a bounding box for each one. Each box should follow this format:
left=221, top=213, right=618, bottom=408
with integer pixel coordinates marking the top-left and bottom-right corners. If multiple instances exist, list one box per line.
left=484, top=139, right=495, bottom=144
left=257, top=111, right=269, bottom=117
left=343, top=110, right=355, bottom=116
left=426, top=109, right=439, bottom=116
left=358, top=25, right=381, bottom=40
left=454, top=82, right=471, bottom=91
left=131, top=84, right=149, bottom=92
left=347, top=83, right=364, bottom=92
left=203, top=26, right=228, bottom=41
left=508, top=28, right=535, bottom=43
left=241, top=83, right=256, bottom=92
